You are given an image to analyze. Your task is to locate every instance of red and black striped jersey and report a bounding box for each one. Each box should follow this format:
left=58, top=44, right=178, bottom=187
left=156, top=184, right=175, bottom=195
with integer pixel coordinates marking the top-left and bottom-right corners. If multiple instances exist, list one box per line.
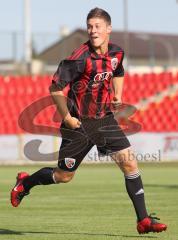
left=53, top=41, right=124, bottom=119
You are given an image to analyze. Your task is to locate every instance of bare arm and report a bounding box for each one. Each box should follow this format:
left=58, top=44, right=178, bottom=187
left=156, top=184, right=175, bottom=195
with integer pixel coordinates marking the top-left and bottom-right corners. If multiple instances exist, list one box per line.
left=49, top=83, right=81, bottom=129
left=112, top=76, right=124, bottom=102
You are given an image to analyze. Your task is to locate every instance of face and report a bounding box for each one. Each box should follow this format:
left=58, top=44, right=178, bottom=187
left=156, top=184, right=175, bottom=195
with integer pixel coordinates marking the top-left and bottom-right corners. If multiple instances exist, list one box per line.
left=87, top=17, right=112, bottom=50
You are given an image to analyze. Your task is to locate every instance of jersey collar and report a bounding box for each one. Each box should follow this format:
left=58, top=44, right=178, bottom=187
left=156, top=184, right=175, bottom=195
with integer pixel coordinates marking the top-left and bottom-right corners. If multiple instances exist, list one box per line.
left=87, top=41, right=109, bottom=59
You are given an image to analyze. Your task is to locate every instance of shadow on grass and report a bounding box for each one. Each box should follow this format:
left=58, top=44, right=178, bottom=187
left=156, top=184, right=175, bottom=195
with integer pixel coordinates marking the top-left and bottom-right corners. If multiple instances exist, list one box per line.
left=0, top=229, right=158, bottom=238
left=58, top=232, right=157, bottom=238
left=0, top=229, right=57, bottom=235
left=145, top=184, right=178, bottom=189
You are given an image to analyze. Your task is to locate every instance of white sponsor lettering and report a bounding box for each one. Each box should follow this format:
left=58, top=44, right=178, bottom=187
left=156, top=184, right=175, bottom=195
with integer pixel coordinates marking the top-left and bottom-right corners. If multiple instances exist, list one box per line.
left=93, top=71, right=113, bottom=86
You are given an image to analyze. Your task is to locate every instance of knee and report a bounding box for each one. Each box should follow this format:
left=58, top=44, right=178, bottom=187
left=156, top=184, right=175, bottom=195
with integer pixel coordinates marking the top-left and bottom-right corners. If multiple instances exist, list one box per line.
left=60, top=174, right=74, bottom=183
left=53, top=169, right=75, bottom=183
left=111, top=148, right=138, bottom=174
left=120, top=159, right=138, bottom=174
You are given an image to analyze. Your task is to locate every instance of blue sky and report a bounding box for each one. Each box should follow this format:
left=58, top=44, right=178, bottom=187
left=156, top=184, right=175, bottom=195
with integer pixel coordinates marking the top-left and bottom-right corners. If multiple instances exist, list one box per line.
left=0, top=0, right=178, bottom=60
left=0, top=0, right=178, bottom=33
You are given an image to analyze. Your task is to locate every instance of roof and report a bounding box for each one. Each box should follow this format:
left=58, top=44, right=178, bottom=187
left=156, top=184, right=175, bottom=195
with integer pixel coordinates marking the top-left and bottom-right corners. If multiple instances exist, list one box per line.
left=37, top=29, right=178, bottom=65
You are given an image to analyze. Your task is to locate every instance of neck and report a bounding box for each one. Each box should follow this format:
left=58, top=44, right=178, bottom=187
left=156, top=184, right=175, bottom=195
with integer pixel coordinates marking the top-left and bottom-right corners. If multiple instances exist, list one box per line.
left=92, top=37, right=109, bottom=55
left=95, top=44, right=108, bottom=55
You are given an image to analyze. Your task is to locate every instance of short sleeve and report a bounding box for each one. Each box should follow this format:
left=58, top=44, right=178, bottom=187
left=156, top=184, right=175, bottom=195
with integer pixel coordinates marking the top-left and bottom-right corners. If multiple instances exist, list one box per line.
left=52, top=59, right=85, bottom=90
left=113, top=51, right=124, bottom=77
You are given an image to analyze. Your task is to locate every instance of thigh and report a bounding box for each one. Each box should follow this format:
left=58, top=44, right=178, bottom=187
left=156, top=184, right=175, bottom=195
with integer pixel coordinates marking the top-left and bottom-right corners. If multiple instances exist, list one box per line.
left=97, top=115, right=131, bottom=155
left=58, top=124, right=94, bottom=172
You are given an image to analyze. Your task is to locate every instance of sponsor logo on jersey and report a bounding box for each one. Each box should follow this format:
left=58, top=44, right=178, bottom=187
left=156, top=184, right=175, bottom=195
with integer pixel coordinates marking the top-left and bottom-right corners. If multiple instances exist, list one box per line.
left=93, top=71, right=113, bottom=87
left=64, top=158, right=76, bottom=169
left=111, top=57, right=118, bottom=70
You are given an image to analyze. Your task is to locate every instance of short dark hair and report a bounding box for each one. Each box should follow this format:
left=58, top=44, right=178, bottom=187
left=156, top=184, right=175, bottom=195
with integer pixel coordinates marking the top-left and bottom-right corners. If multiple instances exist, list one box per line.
left=87, top=7, right=111, bottom=25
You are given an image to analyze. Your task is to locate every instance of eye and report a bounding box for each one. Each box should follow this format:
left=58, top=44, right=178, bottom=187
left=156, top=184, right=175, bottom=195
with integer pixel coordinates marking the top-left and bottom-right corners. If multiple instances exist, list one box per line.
left=87, top=25, right=92, bottom=30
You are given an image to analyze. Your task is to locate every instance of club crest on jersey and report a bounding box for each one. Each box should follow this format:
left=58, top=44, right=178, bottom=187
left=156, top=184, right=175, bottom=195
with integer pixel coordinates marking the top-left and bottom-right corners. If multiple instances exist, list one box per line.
left=111, top=57, right=118, bottom=70
left=64, top=158, right=76, bottom=169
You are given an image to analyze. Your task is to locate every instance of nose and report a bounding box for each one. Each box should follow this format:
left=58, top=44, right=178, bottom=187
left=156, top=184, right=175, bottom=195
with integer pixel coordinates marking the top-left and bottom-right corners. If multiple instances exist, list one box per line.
left=91, top=26, right=97, bottom=34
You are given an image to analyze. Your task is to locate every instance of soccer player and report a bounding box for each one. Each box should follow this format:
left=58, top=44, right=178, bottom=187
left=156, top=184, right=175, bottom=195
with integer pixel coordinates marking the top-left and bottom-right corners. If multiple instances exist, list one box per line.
left=11, top=8, right=167, bottom=234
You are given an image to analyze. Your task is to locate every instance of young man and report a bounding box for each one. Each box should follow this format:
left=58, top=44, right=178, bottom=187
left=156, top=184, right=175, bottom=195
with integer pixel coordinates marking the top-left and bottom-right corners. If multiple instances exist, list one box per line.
left=11, top=8, right=167, bottom=234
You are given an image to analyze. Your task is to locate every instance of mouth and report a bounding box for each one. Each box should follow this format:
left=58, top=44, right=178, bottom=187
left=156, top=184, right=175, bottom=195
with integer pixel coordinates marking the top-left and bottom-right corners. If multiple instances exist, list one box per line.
left=90, top=36, right=99, bottom=40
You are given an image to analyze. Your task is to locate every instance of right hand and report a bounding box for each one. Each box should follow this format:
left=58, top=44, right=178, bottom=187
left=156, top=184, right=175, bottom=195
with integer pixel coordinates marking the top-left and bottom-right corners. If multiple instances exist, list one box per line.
left=64, top=116, right=81, bottom=129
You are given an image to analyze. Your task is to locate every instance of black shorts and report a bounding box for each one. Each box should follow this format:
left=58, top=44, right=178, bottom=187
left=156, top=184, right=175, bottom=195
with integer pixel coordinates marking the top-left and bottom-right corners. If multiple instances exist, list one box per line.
left=58, top=114, right=130, bottom=172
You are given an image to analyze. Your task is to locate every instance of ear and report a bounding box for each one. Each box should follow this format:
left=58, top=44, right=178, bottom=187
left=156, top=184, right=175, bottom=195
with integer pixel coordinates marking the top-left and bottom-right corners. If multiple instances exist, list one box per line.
left=107, top=25, right=112, bottom=34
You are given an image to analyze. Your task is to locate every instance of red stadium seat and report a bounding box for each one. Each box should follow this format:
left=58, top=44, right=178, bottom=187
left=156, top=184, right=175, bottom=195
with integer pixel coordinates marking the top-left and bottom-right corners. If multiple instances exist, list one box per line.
left=1, top=73, right=177, bottom=134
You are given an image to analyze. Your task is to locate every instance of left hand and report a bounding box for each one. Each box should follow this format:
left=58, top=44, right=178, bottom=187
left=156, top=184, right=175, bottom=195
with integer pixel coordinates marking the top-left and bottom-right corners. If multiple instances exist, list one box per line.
left=111, top=96, right=122, bottom=110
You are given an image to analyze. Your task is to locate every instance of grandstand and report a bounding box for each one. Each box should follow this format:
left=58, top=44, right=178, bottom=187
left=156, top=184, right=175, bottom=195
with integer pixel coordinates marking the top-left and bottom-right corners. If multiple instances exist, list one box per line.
left=1, top=72, right=177, bottom=133
left=123, top=72, right=178, bottom=132
left=0, top=71, right=177, bottom=162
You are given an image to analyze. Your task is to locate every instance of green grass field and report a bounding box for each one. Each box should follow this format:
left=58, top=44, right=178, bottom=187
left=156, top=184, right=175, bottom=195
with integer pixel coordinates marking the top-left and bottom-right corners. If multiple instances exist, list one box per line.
left=0, top=162, right=178, bottom=240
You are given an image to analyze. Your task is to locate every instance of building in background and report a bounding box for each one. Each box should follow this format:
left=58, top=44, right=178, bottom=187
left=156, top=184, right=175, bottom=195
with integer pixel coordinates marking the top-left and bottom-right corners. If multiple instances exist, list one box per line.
left=37, top=29, right=178, bottom=74
left=0, top=29, right=178, bottom=75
